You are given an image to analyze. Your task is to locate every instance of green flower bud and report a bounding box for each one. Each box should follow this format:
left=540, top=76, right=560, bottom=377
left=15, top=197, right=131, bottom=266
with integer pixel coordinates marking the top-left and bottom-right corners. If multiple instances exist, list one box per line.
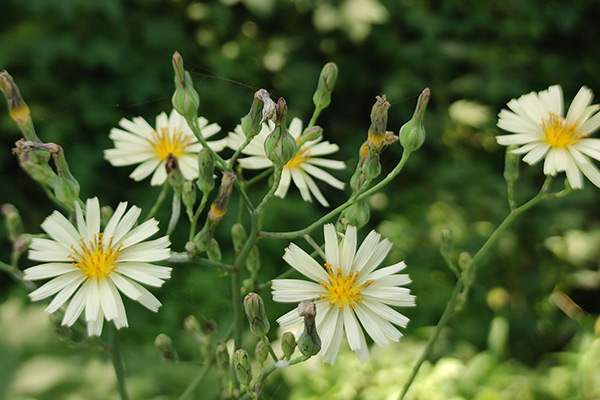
left=399, top=88, right=430, bottom=153
left=341, top=199, right=370, bottom=230
left=233, top=349, right=253, bottom=385
left=16, top=149, right=56, bottom=187
left=183, top=315, right=202, bottom=337
left=244, top=292, right=270, bottom=337
left=254, top=340, right=269, bottom=366
left=264, top=98, right=297, bottom=166
left=1, top=204, right=23, bottom=243
left=50, top=144, right=80, bottom=211
left=459, top=251, right=472, bottom=271
left=313, top=62, right=338, bottom=110
left=246, top=245, right=260, bottom=275
left=155, top=333, right=178, bottom=362
left=182, top=180, right=197, bottom=213
left=215, top=342, right=230, bottom=373
left=197, top=148, right=215, bottom=195
left=503, top=145, right=520, bottom=183
left=258, top=88, right=277, bottom=122
left=361, top=143, right=381, bottom=181
left=231, top=223, right=248, bottom=254
left=297, top=301, right=321, bottom=357
left=166, top=153, right=185, bottom=190
left=368, top=95, right=390, bottom=150
left=296, top=126, right=323, bottom=149
left=207, top=238, right=221, bottom=262
left=171, top=52, right=200, bottom=120
left=281, top=331, right=297, bottom=360
left=241, top=89, right=268, bottom=139
left=440, top=228, right=454, bottom=257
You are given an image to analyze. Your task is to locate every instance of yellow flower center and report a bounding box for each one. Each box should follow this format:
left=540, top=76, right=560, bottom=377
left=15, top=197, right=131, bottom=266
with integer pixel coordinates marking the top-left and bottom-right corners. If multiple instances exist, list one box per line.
left=69, top=233, right=122, bottom=278
left=149, top=127, right=191, bottom=160
left=543, top=112, right=586, bottom=148
left=319, top=263, right=374, bottom=309
left=286, top=146, right=311, bottom=168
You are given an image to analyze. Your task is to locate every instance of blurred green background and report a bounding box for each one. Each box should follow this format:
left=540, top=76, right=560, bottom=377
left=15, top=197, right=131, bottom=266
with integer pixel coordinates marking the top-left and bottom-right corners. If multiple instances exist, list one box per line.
left=1, top=0, right=600, bottom=399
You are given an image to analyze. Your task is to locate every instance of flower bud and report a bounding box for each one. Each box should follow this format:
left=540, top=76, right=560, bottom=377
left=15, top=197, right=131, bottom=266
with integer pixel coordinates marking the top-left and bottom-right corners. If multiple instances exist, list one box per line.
left=50, top=144, right=80, bottom=210
left=1, top=204, right=23, bottom=243
left=13, top=233, right=32, bottom=257
left=231, top=223, right=248, bottom=254
left=254, top=340, right=269, bottom=366
left=171, top=52, right=200, bottom=120
left=246, top=245, right=260, bottom=275
left=183, top=315, right=202, bottom=337
left=313, top=62, right=338, bottom=110
left=155, top=333, right=178, bottom=362
left=207, top=172, right=236, bottom=226
left=215, top=342, right=230, bottom=373
left=197, top=148, right=215, bottom=195
left=281, top=331, right=297, bottom=360
left=207, top=238, right=222, bottom=262
left=166, top=153, right=185, bottom=190
left=257, top=89, right=277, bottom=122
left=241, top=89, right=268, bottom=139
left=458, top=251, right=472, bottom=271
left=0, top=71, right=39, bottom=141
left=440, top=228, right=454, bottom=257
left=264, top=98, right=297, bottom=166
left=182, top=180, right=197, bottom=213
left=297, top=301, right=321, bottom=357
left=233, top=349, right=253, bottom=385
left=16, top=150, right=56, bottom=187
left=244, top=292, right=270, bottom=337
left=296, top=126, right=323, bottom=149
left=399, top=88, right=430, bottom=153
left=368, top=95, right=390, bottom=150
left=503, top=145, right=520, bottom=183
left=361, top=143, right=381, bottom=181
left=341, top=199, right=370, bottom=230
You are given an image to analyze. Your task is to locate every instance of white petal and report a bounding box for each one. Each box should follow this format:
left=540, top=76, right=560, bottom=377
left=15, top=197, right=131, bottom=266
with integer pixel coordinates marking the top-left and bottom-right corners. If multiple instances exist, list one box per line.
left=119, top=219, right=159, bottom=248
left=365, top=261, right=407, bottom=281
left=28, top=238, right=71, bottom=262
left=102, top=202, right=128, bottom=245
left=538, top=85, right=563, bottom=116
left=110, top=272, right=142, bottom=300
left=301, top=171, right=329, bottom=207
left=353, top=230, right=381, bottom=273
left=150, top=163, right=168, bottom=186
left=129, top=158, right=161, bottom=181
left=75, top=201, right=88, bottom=240
left=24, top=263, right=78, bottom=280
left=323, top=224, right=339, bottom=271
left=354, top=303, right=389, bottom=346
left=362, top=287, right=416, bottom=307
left=275, top=167, right=292, bottom=198
left=301, top=164, right=345, bottom=189
left=85, top=198, right=101, bottom=239
left=339, top=226, right=357, bottom=276
left=41, top=212, right=80, bottom=247
left=276, top=307, right=303, bottom=329
left=115, top=265, right=166, bottom=287
left=272, top=279, right=325, bottom=302
left=566, top=86, right=593, bottom=124
left=111, top=205, right=142, bottom=244
left=283, top=244, right=329, bottom=282
left=107, top=282, right=128, bottom=329
left=521, top=143, right=550, bottom=165
left=99, top=277, right=118, bottom=321
left=115, top=262, right=171, bottom=279
left=320, top=307, right=343, bottom=364
left=342, top=307, right=361, bottom=351
left=62, top=283, right=89, bottom=327
left=362, top=299, right=411, bottom=328
left=579, top=111, right=600, bottom=135
left=118, top=237, right=170, bottom=262
left=87, top=315, right=104, bottom=336
left=28, top=271, right=83, bottom=301
left=85, top=278, right=101, bottom=322
left=573, top=153, right=600, bottom=188
left=45, top=274, right=86, bottom=313
left=290, top=168, right=312, bottom=202
left=127, top=280, right=162, bottom=312
left=307, top=158, right=346, bottom=170
left=357, top=237, right=392, bottom=278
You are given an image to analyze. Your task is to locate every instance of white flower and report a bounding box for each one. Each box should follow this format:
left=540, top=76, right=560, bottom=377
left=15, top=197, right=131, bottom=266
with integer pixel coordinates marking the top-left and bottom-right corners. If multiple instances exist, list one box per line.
left=227, top=117, right=346, bottom=207
left=496, top=85, right=600, bottom=189
left=105, top=109, right=226, bottom=186
left=24, top=197, right=172, bottom=336
left=272, top=224, right=415, bottom=364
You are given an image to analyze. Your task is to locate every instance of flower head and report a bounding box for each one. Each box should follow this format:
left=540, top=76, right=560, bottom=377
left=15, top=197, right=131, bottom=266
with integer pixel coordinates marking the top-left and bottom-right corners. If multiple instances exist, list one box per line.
left=227, top=118, right=346, bottom=207
left=496, top=85, right=600, bottom=189
left=272, top=224, right=415, bottom=364
left=105, top=109, right=226, bottom=186
left=24, top=197, right=171, bottom=336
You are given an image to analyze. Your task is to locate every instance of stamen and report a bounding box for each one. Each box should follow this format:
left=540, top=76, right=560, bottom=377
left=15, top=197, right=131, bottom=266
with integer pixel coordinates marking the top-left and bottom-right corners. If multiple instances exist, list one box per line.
left=149, top=127, right=191, bottom=160
left=286, top=146, right=311, bottom=168
left=69, top=233, right=122, bottom=278
left=543, top=112, right=586, bottom=148
left=319, top=263, right=373, bottom=309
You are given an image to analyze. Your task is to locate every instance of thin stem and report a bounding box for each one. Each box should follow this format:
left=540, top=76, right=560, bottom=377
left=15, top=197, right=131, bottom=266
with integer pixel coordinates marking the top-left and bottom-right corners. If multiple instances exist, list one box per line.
left=253, top=354, right=310, bottom=396
left=261, top=337, right=279, bottom=362
left=308, top=107, right=322, bottom=128
left=111, top=325, right=130, bottom=400
left=178, top=364, right=210, bottom=400
left=189, top=193, right=209, bottom=242
left=187, top=117, right=228, bottom=170
left=168, top=252, right=233, bottom=271
left=260, top=149, right=411, bottom=239
left=229, top=136, right=254, bottom=170
left=0, top=260, right=36, bottom=289
left=244, top=168, right=274, bottom=188
left=145, top=183, right=170, bottom=219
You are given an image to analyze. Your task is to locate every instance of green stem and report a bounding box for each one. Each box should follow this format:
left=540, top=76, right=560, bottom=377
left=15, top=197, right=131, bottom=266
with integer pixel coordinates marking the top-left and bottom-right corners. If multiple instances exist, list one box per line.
left=229, top=136, right=254, bottom=170
left=187, top=117, right=228, bottom=170
left=253, top=354, right=310, bottom=397
left=308, top=106, right=322, bottom=128
left=111, top=325, right=130, bottom=400
left=168, top=252, right=233, bottom=271
left=0, top=260, right=36, bottom=289
left=244, top=168, right=274, bottom=188
left=178, top=364, right=210, bottom=400
left=261, top=337, right=279, bottom=362
left=189, top=193, right=209, bottom=242
left=260, top=149, right=411, bottom=239
left=145, top=183, right=170, bottom=219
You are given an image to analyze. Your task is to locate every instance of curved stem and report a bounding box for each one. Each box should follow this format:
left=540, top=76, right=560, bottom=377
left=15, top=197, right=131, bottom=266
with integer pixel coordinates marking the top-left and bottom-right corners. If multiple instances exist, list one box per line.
left=145, top=183, right=170, bottom=219
left=229, top=136, right=253, bottom=170
left=189, top=193, right=209, bottom=242
left=111, top=325, right=130, bottom=400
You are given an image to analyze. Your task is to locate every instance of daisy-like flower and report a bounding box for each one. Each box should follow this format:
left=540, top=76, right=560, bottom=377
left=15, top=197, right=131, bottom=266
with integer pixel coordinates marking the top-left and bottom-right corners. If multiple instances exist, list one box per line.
left=24, top=197, right=171, bottom=336
left=272, top=224, right=415, bottom=364
left=496, top=85, right=600, bottom=189
left=227, top=117, right=346, bottom=207
left=105, top=109, right=226, bottom=186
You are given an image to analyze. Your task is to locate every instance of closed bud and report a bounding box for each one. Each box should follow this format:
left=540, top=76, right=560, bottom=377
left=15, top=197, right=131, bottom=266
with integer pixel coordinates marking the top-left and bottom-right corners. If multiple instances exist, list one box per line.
left=459, top=251, right=472, bottom=271
left=1, top=204, right=23, bottom=243
left=368, top=95, right=390, bottom=150
left=244, top=292, right=270, bottom=337
left=440, top=228, right=454, bottom=257
left=183, top=315, right=202, bottom=337
left=254, top=340, right=269, bottom=366
left=342, top=199, right=370, bottom=230
left=207, top=172, right=236, bottom=226
left=171, top=52, right=199, bottom=120
left=166, top=153, right=185, bottom=190
left=197, top=148, right=215, bottom=195
left=296, top=126, right=323, bottom=149
left=13, top=233, right=32, bottom=256
left=281, top=331, right=297, bottom=360
left=231, top=223, right=248, bottom=254
left=246, top=245, right=260, bottom=275
left=264, top=98, right=297, bottom=166
left=503, top=145, right=520, bottom=183
left=207, top=238, right=222, bottom=262
left=241, top=89, right=267, bottom=139
left=0, top=71, right=39, bottom=141
left=313, top=62, right=338, bottom=110
left=155, top=333, right=178, bottom=362
left=361, top=144, right=381, bottom=181
left=233, top=349, right=253, bottom=385
left=17, top=150, right=56, bottom=187
left=297, top=301, right=321, bottom=357
left=182, top=180, right=197, bottom=212
left=215, top=342, right=230, bottom=372
left=399, top=88, right=430, bottom=153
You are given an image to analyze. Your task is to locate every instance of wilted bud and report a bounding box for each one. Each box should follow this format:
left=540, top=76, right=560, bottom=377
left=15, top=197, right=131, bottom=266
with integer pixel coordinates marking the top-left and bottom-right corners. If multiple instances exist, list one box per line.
left=399, top=88, right=430, bottom=153
left=231, top=223, right=248, bottom=254
left=233, top=349, right=253, bottom=386
left=171, top=52, right=200, bottom=120
left=155, top=333, right=178, bottom=362
left=166, top=153, right=185, bottom=190
left=368, top=95, right=390, bottom=150
left=207, top=172, right=236, bottom=226
left=197, top=148, right=215, bottom=195
left=182, top=181, right=197, bottom=212
left=296, top=126, right=323, bottom=149
left=257, top=89, right=277, bottom=122
left=281, top=332, right=297, bottom=360
left=503, top=145, right=520, bottom=183
left=207, top=238, right=222, bottom=261
left=215, top=342, right=230, bottom=372
left=16, top=150, right=56, bottom=187
left=313, top=62, right=338, bottom=110
left=241, top=89, right=267, bottom=139
left=246, top=245, right=260, bottom=275
left=244, top=292, right=270, bottom=337
left=0, top=71, right=39, bottom=141
left=183, top=315, right=202, bottom=337
left=1, top=204, right=23, bottom=243
left=254, top=340, right=269, bottom=366
left=264, top=98, right=297, bottom=166
left=440, top=228, right=454, bottom=257
left=50, top=144, right=80, bottom=210
left=297, top=301, right=321, bottom=357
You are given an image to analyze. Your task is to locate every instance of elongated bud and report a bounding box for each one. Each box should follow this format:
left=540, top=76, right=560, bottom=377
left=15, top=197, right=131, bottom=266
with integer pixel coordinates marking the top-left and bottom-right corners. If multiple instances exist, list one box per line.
left=0, top=71, right=39, bottom=141
left=241, top=89, right=267, bottom=139
left=172, top=52, right=200, bottom=120
left=231, top=223, right=248, bottom=254
left=361, top=143, right=381, bottom=181
left=368, top=95, right=390, bottom=150
left=399, top=88, right=430, bottom=152
left=14, top=147, right=56, bottom=187
left=183, top=315, right=202, bottom=338
left=207, top=171, right=236, bottom=226
left=257, top=89, right=277, bottom=122
left=313, top=62, right=338, bottom=110
left=297, top=301, right=321, bottom=357
left=341, top=199, right=370, bottom=230
left=281, top=332, right=297, bottom=360
left=1, top=204, right=23, bottom=243
left=197, top=148, right=215, bottom=195
left=207, top=238, right=222, bottom=261
left=155, top=333, right=178, bottom=362
left=13, top=233, right=32, bottom=257
left=166, top=153, right=185, bottom=190
left=182, top=181, right=196, bottom=209
left=440, top=228, right=454, bottom=257
left=503, top=145, right=520, bottom=183
left=215, top=342, right=230, bottom=372
left=244, top=292, right=270, bottom=337
left=264, top=98, right=296, bottom=166
left=254, top=340, right=269, bottom=366
left=233, top=349, right=253, bottom=385
left=246, top=245, right=260, bottom=275
left=50, top=144, right=80, bottom=210
left=459, top=252, right=472, bottom=271
left=296, top=126, right=323, bottom=148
